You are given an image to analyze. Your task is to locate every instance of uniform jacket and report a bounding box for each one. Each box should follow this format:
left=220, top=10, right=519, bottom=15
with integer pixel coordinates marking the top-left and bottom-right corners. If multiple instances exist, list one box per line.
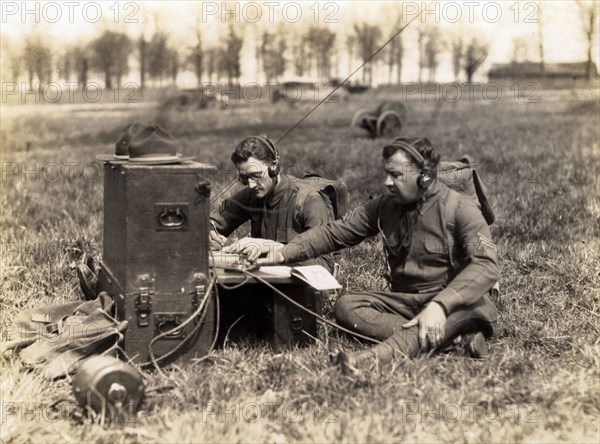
left=211, top=174, right=335, bottom=271
left=281, top=181, right=499, bottom=314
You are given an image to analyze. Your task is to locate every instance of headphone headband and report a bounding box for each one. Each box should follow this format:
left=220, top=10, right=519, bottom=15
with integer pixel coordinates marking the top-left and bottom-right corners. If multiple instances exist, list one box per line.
left=252, top=135, right=280, bottom=179
left=391, top=139, right=425, bottom=169
left=254, top=135, right=279, bottom=163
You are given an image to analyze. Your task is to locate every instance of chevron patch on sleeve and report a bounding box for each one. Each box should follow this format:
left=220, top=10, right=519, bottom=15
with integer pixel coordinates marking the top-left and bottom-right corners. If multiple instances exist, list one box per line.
left=476, top=232, right=496, bottom=254
left=342, top=207, right=359, bottom=222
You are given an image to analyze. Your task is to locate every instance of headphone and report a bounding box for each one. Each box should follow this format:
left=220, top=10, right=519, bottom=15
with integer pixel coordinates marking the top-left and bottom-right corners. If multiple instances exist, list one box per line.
left=254, top=135, right=280, bottom=178
left=391, top=138, right=434, bottom=189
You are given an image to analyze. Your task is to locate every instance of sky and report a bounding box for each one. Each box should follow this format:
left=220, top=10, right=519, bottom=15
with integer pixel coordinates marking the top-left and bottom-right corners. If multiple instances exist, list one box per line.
left=1, top=1, right=599, bottom=84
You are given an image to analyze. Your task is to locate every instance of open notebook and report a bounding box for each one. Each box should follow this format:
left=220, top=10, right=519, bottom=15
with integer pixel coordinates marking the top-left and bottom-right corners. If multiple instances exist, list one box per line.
left=259, top=265, right=342, bottom=291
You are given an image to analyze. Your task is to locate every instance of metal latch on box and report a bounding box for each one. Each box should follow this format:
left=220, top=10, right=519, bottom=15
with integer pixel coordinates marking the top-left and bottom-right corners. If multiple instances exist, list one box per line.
left=191, top=273, right=208, bottom=313
left=135, top=276, right=154, bottom=327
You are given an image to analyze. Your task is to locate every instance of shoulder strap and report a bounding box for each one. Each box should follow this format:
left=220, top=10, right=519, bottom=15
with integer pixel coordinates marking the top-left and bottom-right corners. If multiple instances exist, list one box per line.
left=293, top=183, right=311, bottom=224
left=472, top=169, right=495, bottom=225
left=444, top=189, right=460, bottom=272
left=443, top=188, right=501, bottom=297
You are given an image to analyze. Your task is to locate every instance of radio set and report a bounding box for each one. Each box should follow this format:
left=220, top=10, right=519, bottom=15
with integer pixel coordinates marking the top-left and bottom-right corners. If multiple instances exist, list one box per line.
left=97, top=160, right=219, bottom=365
left=91, top=125, right=322, bottom=365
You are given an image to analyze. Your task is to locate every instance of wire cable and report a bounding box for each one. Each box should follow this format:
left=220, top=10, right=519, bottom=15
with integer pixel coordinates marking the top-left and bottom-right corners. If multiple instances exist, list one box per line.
left=275, top=2, right=432, bottom=145
left=140, top=274, right=217, bottom=370
left=210, top=3, right=431, bottom=204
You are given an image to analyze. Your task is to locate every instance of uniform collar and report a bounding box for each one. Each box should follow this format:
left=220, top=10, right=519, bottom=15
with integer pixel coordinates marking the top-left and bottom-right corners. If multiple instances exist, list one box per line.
left=265, top=174, right=289, bottom=208
left=417, top=180, right=441, bottom=215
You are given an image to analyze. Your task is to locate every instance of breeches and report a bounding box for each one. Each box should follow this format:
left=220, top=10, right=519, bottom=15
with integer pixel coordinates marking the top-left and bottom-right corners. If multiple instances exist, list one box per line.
left=334, top=290, right=498, bottom=358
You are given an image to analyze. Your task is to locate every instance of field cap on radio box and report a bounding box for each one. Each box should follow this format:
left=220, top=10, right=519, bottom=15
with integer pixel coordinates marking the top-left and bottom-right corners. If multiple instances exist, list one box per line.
left=96, top=121, right=144, bottom=162
left=128, top=124, right=194, bottom=164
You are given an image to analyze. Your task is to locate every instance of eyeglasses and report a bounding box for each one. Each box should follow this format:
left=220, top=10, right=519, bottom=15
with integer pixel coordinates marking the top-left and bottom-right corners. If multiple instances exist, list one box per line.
left=238, top=168, right=266, bottom=185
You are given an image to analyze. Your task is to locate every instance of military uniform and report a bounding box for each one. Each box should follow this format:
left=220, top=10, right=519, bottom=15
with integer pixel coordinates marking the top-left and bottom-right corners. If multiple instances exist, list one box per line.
left=280, top=180, right=499, bottom=357
left=211, top=174, right=336, bottom=343
left=211, top=174, right=335, bottom=271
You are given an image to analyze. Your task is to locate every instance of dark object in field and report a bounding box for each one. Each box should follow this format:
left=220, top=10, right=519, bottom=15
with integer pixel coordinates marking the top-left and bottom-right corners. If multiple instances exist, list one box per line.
left=345, top=84, right=370, bottom=94
left=351, top=100, right=407, bottom=138
left=72, top=355, right=145, bottom=419
left=97, top=161, right=218, bottom=366
left=77, top=254, right=98, bottom=300
left=329, top=78, right=370, bottom=94
left=162, top=87, right=227, bottom=110
left=272, top=81, right=349, bottom=103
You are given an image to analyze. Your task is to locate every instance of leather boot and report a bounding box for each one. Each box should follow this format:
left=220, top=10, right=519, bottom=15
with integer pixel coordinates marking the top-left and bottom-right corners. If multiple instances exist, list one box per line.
left=465, top=331, right=489, bottom=358
left=330, top=349, right=379, bottom=376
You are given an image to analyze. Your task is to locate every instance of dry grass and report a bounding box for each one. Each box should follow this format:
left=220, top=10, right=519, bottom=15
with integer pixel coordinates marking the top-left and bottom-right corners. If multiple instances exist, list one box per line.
left=1, top=87, right=599, bottom=443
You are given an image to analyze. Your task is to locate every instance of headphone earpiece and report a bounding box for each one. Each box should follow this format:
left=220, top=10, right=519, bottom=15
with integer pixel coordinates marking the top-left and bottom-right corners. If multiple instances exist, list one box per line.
left=255, top=135, right=280, bottom=178
left=417, top=172, right=433, bottom=189
left=391, top=138, right=434, bottom=189
left=268, top=162, right=280, bottom=178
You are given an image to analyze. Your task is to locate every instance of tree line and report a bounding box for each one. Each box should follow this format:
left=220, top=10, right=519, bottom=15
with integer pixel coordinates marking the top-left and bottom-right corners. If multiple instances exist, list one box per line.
left=4, top=1, right=597, bottom=91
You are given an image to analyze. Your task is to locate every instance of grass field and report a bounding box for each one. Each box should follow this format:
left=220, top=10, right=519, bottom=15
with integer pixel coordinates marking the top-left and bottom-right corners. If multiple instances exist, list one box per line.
left=1, top=85, right=599, bottom=443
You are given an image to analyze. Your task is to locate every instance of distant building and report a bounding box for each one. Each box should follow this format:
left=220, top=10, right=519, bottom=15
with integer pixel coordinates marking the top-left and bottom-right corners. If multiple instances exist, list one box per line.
left=488, top=62, right=599, bottom=80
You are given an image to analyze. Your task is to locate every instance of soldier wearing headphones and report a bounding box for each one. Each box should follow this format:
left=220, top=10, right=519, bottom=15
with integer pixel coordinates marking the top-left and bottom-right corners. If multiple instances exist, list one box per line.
left=210, top=135, right=335, bottom=272
left=254, top=137, right=499, bottom=374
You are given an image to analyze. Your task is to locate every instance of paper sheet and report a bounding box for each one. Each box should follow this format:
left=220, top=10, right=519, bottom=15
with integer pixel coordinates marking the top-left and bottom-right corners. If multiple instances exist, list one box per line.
left=290, top=265, right=342, bottom=291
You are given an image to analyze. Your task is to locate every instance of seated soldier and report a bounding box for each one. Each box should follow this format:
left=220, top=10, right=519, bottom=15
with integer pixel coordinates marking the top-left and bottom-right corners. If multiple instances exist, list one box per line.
left=243, top=137, right=499, bottom=373
left=210, top=135, right=335, bottom=271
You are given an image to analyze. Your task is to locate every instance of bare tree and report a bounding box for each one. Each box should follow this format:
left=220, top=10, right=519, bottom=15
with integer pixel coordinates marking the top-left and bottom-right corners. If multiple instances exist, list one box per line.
left=260, top=31, right=287, bottom=82
left=346, top=34, right=356, bottom=77
left=416, top=24, right=426, bottom=83
left=205, top=47, right=218, bottom=82
left=386, top=23, right=404, bottom=84
left=189, top=18, right=203, bottom=86
left=450, top=33, right=463, bottom=82
left=387, top=38, right=397, bottom=84
left=147, top=32, right=170, bottom=85
left=0, top=34, right=19, bottom=82
left=576, top=0, right=599, bottom=80
left=9, top=53, right=23, bottom=83
left=219, top=26, right=243, bottom=83
left=139, top=34, right=146, bottom=90
left=463, top=38, right=489, bottom=83
left=291, top=33, right=308, bottom=77
left=23, top=37, right=52, bottom=89
left=424, top=26, right=444, bottom=82
left=90, top=30, right=131, bottom=88
left=353, top=23, right=382, bottom=85
left=68, top=46, right=89, bottom=87
left=167, top=49, right=179, bottom=85
left=305, top=26, right=336, bottom=81
left=537, top=1, right=545, bottom=77
left=55, top=48, right=70, bottom=82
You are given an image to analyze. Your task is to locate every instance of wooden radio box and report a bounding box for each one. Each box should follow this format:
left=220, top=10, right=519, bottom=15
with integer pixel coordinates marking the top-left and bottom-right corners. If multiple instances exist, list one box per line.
left=98, top=161, right=217, bottom=365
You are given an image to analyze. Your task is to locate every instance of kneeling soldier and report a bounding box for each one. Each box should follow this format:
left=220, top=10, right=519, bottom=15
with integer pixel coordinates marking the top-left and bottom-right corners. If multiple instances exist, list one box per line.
left=253, top=137, right=499, bottom=373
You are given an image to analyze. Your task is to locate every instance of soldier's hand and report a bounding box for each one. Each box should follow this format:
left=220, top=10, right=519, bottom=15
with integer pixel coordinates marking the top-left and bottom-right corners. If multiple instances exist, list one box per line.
left=224, top=238, right=284, bottom=262
left=256, top=244, right=285, bottom=265
left=209, top=229, right=227, bottom=251
left=402, top=302, right=447, bottom=352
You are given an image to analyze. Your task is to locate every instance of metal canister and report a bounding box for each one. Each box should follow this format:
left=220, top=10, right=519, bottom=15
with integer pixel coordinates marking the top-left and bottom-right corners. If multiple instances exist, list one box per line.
left=72, top=355, right=145, bottom=417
